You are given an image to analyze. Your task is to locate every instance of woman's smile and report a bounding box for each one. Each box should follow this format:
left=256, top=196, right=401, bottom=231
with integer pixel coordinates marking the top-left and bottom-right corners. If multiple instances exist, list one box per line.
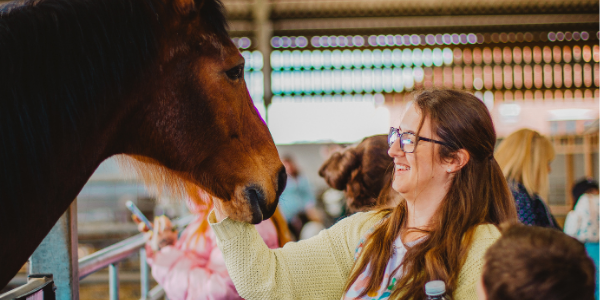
left=395, top=163, right=411, bottom=172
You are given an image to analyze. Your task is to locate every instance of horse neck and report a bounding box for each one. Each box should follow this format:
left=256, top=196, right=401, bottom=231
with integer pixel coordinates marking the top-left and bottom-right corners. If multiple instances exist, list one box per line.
left=0, top=0, right=161, bottom=218
left=20, top=107, right=116, bottom=218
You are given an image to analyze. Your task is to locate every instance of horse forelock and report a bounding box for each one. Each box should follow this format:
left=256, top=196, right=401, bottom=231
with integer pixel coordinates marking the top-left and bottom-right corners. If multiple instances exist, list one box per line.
left=196, top=0, right=229, bottom=39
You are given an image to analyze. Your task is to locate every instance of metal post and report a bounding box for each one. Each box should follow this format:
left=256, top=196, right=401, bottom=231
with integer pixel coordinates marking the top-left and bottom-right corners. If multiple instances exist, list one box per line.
left=29, top=200, right=79, bottom=300
left=109, top=263, right=119, bottom=300
left=140, top=248, right=149, bottom=299
left=253, top=0, right=273, bottom=120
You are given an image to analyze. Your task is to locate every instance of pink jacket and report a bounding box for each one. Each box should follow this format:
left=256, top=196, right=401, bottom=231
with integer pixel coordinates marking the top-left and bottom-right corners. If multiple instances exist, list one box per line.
left=147, top=203, right=279, bottom=300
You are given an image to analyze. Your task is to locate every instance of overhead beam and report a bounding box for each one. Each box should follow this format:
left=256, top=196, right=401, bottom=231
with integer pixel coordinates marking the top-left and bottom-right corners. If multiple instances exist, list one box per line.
left=229, top=14, right=598, bottom=33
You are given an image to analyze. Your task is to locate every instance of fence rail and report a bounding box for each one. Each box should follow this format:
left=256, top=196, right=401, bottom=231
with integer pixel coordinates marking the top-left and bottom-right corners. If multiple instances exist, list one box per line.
left=0, top=275, right=55, bottom=300
left=3, top=214, right=195, bottom=300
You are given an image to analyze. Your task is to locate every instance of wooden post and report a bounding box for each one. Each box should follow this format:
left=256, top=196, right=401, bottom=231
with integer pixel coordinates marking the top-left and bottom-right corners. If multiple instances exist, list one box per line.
left=584, top=134, right=593, bottom=177
left=29, top=200, right=79, bottom=300
left=565, top=151, right=574, bottom=208
left=253, top=0, right=272, bottom=117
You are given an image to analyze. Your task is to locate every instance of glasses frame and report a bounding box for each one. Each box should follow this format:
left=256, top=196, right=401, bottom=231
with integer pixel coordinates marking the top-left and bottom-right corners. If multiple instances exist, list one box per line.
left=388, top=127, right=452, bottom=153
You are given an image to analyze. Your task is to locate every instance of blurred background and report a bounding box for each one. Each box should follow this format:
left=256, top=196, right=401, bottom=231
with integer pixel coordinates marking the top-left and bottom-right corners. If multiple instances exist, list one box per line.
left=5, top=0, right=598, bottom=298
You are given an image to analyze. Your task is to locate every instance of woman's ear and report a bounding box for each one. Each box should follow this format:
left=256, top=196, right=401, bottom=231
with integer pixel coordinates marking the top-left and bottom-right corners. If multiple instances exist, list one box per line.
left=445, top=149, right=470, bottom=173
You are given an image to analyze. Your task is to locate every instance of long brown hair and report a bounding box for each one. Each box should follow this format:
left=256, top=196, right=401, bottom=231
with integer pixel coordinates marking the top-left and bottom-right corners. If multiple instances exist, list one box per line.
left=344, top=90, right=518, bottom=299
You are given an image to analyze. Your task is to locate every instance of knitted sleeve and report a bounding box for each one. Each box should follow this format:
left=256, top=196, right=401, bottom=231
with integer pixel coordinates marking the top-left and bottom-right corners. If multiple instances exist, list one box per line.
left=209, top=211, right=381, bottom=300
left=454, top=224, right=501, bottom=300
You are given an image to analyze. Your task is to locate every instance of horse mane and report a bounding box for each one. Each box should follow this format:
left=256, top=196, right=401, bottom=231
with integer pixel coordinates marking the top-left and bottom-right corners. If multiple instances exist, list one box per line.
left=115, top=155, right=194, bottom=202
left=0, top=0, right=228, bottom=218
left=116, top=154, right=213, bottom=222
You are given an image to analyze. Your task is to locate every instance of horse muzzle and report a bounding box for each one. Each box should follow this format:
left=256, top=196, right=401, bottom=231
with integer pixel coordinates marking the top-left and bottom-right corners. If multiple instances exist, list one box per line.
left=244, top=167, right=287, bottom=224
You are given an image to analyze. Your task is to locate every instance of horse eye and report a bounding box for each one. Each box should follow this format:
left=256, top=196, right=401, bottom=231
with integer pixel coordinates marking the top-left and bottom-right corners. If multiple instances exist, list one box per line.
left=226, top=65, right=244, bottom=80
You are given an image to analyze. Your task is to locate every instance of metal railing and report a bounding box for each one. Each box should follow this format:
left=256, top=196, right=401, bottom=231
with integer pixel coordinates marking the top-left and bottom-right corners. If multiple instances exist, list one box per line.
left=0, top=275, right=55, bottom=300
left=2, top=214, right=194, bottom=300
left=78, top=214, right=195, bottom=300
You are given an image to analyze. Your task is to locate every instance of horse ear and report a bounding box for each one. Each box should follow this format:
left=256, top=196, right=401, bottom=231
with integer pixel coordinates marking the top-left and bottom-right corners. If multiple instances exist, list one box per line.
left=172, top=0, right=198, bottom=16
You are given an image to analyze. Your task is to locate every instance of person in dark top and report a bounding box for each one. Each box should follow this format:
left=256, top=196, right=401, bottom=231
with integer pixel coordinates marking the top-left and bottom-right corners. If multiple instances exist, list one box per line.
left=495, top=129, right=560, bottom=229
left=510, top=181, right=560, bottom=229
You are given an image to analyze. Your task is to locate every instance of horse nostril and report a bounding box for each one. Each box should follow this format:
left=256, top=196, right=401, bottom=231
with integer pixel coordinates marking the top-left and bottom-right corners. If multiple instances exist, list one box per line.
left=245, top=186, right=267, bottom=224
left=277, top=166, right=287, bottom=198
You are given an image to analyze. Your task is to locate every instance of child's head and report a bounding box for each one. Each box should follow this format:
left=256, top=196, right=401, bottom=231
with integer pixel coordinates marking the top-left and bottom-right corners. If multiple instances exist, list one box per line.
left=572, top=177, right=600, bottom=209
left=478, top=223, right=596, bottom=300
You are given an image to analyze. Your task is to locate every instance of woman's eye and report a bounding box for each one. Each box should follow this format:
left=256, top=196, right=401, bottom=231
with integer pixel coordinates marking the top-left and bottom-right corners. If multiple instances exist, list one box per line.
left=226, top=66, right=244, bottom=80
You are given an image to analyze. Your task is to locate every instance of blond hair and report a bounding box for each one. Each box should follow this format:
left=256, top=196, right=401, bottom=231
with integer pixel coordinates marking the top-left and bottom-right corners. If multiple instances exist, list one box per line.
left=495, top=129, right=555, bottom=201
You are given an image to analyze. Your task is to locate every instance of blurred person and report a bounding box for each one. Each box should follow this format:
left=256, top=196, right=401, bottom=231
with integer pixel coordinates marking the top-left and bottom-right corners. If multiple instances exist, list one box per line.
left=318, top=134, right=402, bottom=216
left=495, top=129, right=560, bottom=229
left=565, top=178, right=600, bottom=242
left=564, top=177, right=600, bottom=298
left=318, top=188, right=346, bottom=225
left=477, top=223, right=596, bottom=300
left=133, top=189, right=287, bottom=300
left=209, top=89, right=517, bottom=299
left=279, top=155, right=318, bottom=239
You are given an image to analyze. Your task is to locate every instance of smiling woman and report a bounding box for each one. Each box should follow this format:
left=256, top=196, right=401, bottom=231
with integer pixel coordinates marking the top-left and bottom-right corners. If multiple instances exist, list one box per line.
left=208, top=89, right=517, bottom=300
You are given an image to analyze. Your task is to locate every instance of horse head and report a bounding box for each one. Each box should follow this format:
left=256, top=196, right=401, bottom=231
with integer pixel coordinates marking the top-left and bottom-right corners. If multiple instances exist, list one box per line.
left=116, top=0, right=286, bottom=224
left=0, top=0, right=286, bottom=287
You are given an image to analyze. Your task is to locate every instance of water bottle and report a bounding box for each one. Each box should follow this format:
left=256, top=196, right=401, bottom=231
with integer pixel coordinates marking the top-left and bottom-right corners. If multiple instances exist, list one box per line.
left=425, top=280, right=447, bottom=300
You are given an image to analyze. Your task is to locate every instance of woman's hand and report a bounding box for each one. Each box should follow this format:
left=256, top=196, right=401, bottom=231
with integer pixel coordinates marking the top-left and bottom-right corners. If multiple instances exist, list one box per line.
left=212, top=200, right=227, bottom=222
left=132, top=214, right=178, bottom=251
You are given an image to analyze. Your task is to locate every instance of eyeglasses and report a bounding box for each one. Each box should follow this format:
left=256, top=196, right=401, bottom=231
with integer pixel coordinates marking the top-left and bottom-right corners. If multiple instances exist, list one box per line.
left=388, top=127, right=452, bottom=153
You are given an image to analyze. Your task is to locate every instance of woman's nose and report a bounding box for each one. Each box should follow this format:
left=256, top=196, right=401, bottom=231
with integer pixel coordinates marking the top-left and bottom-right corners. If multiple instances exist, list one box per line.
left=388, top=140, right=405, bottom=158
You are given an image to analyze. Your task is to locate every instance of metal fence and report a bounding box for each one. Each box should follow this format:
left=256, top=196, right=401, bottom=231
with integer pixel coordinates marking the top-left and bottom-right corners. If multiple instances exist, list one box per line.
left=1, top=214, right=194, bottom=300
left=78, top=214, right=194, bottom=300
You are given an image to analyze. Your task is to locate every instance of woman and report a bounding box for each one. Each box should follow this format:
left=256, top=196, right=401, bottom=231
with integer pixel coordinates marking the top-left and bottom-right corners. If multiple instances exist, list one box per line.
left=210, top=89, right=517, bottom=300
left=495, top=129, right=560, bottom=229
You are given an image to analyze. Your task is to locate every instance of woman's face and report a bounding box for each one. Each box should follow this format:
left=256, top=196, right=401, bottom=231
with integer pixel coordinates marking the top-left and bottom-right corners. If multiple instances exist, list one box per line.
left=388, top=103, right=450, bottom=200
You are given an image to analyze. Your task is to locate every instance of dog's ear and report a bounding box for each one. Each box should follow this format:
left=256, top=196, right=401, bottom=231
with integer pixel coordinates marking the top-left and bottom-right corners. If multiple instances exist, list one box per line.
left=319, top=148, right=361, bottom=191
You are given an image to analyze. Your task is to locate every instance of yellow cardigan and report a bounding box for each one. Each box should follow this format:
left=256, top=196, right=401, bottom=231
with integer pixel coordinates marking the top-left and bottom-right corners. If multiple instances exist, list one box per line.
left=209, top=211, right=500, bottom=300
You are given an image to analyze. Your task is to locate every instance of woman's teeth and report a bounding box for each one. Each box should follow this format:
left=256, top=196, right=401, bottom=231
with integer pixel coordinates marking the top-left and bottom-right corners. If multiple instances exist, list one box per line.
left=396, top=164, right=411, bottom=171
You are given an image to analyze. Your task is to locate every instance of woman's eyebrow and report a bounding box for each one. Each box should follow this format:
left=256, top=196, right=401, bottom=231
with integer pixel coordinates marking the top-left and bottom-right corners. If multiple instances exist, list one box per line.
left=399, top=127, right=416, bottom=134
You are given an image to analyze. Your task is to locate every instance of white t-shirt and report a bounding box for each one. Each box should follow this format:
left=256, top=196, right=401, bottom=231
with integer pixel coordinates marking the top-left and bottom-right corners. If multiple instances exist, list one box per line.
left=564, top=194, right=599, bottom=243
left=343, top=237, right=422, bottom=300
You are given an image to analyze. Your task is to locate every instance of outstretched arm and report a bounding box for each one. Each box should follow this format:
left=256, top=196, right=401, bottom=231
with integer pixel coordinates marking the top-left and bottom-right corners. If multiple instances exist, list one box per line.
left=209, top=210, right=380, bottom=300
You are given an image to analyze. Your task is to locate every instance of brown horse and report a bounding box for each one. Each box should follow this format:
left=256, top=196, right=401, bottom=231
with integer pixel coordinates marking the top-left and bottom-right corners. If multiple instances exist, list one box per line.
left=0, top=0, right=286, bottom=288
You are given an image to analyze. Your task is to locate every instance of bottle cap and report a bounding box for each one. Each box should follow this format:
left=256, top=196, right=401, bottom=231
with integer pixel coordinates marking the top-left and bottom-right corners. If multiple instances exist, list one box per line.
left=425, top=280, right=446, bottom=296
